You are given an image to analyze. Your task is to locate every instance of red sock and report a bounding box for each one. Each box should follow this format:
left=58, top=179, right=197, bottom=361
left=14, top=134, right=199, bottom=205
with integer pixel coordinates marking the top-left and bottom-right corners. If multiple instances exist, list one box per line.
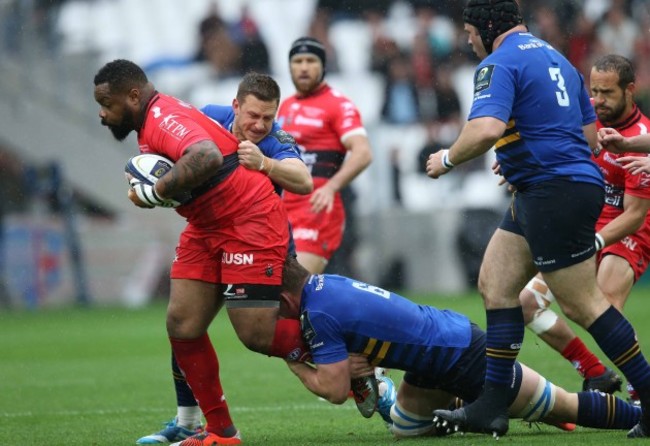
left=170, top=334, right=234, bottom=436
left=561, top=337, right=605, bottom=379
left=269, top=318, right=311, bottom=361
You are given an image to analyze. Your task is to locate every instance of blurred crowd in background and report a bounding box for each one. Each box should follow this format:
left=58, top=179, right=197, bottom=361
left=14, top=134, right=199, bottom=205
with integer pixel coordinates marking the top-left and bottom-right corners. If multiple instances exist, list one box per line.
left=1, top=0, right=650, bottom=307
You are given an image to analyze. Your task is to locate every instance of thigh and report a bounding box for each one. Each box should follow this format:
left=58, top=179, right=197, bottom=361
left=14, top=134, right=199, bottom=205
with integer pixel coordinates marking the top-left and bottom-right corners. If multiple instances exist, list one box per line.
left=479, top=228, right=537, bottom=308
left=167, top=278, right=222, bottom=338
left=541, top=256, right=610, bottom=327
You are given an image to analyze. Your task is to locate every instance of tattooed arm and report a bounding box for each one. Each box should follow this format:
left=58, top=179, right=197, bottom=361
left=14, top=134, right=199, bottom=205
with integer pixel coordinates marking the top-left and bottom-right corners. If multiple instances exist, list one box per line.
left=154, top=140, right=223, bottom=199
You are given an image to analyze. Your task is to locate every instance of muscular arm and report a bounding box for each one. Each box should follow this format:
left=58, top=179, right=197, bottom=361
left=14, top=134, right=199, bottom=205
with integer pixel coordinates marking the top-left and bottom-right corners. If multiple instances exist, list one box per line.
left=583, top=122, right=598, bottom=152
left=310, top=133, right=372, bottom=213
left=327, top=133, right=372, bottom=192
left=598, top=193, right=650, bottom=247
left=599, top=128, right=650, bottom=154
left=237, top=140, right=313, bottom=195
left=427, top=117, right=506, bottom=179
left=263, top=157, right=313, bottom=195
left=286, top=359, right=351, bottom=404
left=154, top=140, right=223, bottom=199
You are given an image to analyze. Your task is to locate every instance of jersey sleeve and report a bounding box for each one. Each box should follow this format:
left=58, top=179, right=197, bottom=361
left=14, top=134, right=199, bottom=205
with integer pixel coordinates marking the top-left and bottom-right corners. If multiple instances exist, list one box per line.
left=624, top=154, right=650, bottom=199
left=259, top=125, right=303, bottom=161
left=143, top=111, right=214, bottom=161
left=301, top=310, right=349, bottom=365
left=468, top=63, right=515, bottom=124
left=330, top=97, right=366, bottom=142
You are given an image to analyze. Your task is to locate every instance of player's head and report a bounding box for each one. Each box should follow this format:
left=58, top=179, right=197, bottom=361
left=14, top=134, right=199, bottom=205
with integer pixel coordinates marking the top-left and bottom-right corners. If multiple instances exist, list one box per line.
left=463, top=0, right=523, bottom=56
left=93, top=59, right=153, bottom=141
left=279, top=255, right=310, bottom=318
left=232, top=72, right=281, bottom=143
left=288, top=37, right=326, bottom=94
left=590, top=54, right=636, bottom=127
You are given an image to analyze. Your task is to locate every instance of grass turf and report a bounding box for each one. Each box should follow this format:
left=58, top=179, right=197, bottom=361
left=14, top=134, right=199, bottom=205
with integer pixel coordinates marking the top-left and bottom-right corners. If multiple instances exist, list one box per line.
left=2, top=286, right=650, bottom=445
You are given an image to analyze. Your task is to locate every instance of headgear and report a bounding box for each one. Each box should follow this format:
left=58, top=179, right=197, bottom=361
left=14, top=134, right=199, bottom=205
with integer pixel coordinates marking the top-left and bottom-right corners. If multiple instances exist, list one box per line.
left=288, top=37, right=327, bottom=67
left=463, top=0, right=523, bottom=54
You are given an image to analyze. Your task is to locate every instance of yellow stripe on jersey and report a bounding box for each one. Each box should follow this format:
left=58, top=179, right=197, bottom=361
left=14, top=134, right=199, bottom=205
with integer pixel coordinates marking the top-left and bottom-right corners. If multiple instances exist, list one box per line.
left=494, top=119, right=521, bottom=150
left=370, top=341, right=392, bottom=366
left=362, top=338, right=377, bottom=356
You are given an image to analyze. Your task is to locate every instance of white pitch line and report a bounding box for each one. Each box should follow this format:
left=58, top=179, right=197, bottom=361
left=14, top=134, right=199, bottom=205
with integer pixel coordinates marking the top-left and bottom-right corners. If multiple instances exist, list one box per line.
left=0, top=400, right=357, bottom=418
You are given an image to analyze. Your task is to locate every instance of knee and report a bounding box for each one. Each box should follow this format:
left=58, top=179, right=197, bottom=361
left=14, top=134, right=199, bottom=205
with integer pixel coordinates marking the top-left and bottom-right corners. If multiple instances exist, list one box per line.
left=166, top=310, right=204, bottom=339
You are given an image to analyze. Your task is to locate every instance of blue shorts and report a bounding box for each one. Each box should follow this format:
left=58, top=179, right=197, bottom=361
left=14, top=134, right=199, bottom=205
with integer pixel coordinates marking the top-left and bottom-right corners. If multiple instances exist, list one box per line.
left=499, top=179, right=604, bottom=272
left=403, top=323, right=523, bottom=403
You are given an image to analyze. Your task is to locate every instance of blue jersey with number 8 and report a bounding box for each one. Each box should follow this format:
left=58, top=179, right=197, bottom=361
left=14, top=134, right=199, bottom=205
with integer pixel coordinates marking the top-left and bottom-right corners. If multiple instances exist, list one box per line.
left=469, top=32, right=602, bottom=189
left=299, top=274, right=472, bottom=376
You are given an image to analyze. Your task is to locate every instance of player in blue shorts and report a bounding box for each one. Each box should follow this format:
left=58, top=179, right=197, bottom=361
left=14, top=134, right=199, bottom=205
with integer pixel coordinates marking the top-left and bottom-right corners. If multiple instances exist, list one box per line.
left=136, top=72, right=313, bottom=445
left=280, top=256, right=641, bottom=438
left=425, top=0, right=650, bottom=439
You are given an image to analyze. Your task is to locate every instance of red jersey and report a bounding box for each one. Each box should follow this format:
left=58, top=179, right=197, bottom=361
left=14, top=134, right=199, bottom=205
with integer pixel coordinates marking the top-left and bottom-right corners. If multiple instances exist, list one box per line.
left=277, top=83, right=366, bottom=202
left=594, top=105, right=650, bottom=221
left=138, top=92, right=276, bottom=227
left=594, top=105, right=650, bottom=279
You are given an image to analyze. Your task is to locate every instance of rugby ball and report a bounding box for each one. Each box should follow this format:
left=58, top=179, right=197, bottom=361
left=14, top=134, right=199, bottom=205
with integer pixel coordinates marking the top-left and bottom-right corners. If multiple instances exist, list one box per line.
left=125, top=154, right=190, bottom=207
left=125, top=154, right=174, bottom=185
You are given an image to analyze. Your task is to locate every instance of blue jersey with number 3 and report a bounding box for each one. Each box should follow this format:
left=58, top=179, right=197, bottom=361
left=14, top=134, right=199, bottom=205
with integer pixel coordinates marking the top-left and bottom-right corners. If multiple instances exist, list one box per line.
left=469, top=32, right=602, bottom=189
left=300, top=274, right=472, bottom=376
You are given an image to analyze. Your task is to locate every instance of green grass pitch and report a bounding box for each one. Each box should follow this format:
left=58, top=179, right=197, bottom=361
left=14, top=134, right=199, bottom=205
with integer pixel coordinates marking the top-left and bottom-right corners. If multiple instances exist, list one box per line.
left=2, top=286, right=650, bottom=445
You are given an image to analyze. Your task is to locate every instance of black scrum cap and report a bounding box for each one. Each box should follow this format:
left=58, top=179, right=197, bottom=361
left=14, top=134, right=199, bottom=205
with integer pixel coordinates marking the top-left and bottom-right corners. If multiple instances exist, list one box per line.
left=463, top=0, right=523, bottom=54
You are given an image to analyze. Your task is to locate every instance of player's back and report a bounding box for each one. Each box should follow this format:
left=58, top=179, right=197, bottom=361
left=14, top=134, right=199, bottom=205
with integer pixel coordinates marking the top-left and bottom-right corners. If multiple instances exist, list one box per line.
left=139, top=94, right=278, bottom=227
left=473, top=32, right=602, bottom=189
left=301, top=274, right=472, bottom=376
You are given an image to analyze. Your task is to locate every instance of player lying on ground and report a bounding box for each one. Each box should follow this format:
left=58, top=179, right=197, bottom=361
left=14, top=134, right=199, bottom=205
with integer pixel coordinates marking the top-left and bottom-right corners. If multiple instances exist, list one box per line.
left=278, top=256, right=641, bottom=437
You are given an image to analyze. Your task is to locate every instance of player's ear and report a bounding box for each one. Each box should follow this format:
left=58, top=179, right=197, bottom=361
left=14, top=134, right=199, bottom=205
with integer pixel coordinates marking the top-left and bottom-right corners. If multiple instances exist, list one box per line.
left=279, top=290, right=298, bottom=318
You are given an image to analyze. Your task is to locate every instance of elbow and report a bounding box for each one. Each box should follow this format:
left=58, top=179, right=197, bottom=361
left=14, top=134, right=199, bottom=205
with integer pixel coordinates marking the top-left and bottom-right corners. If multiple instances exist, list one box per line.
left=298, top=177, right=314, bottom=195
left=328, top=390, right=350, bottom=405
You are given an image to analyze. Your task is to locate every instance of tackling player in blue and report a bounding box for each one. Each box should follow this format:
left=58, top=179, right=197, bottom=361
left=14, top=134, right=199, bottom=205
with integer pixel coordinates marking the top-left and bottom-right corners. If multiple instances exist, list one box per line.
left=279, top=256, right=642, bottom=438
left=426, top=0, right=650, bottom=439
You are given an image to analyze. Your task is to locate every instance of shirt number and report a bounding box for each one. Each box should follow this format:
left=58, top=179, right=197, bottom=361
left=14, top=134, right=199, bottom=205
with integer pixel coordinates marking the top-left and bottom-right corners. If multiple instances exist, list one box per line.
left=352, top=281, right=390, bottom=299
left=549, top=67, right=570, bottom=107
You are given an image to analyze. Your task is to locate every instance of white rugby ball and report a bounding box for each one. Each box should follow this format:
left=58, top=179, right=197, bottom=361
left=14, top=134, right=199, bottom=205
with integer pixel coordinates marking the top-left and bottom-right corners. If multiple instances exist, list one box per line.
left=125, top=153, right=174, bottom=185
left=125, top=154, right=190, bottom=207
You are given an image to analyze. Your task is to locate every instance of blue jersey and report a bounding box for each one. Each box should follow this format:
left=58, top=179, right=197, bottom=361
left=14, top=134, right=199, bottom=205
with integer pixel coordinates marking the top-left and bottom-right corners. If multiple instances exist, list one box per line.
left=469, top=32, right=602, bottom=189
left=300, top=274, right=472, bottom=377
left=200, top=104, right=302, bottom=194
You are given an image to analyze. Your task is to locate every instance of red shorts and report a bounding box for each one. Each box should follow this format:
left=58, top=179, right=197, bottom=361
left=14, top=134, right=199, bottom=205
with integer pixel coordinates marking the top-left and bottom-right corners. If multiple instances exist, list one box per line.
left=170, top=198, right=289, bottom=285
left=284, top=195, right=345, bottom=260
left=597, top=222, right=650, bottom=282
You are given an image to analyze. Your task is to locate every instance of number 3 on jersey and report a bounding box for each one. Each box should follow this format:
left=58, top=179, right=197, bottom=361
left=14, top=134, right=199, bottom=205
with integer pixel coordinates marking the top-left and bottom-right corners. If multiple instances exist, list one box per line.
left=549, top=67, right=570, bottom=107
left=352, top=281, right=390, bottom=299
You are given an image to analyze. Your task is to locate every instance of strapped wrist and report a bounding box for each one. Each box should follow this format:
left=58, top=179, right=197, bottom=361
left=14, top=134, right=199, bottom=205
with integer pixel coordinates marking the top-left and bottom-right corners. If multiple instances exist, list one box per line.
left=595, top=233, right=605, bottom=251
left=441, top=149, right=455, bottom=169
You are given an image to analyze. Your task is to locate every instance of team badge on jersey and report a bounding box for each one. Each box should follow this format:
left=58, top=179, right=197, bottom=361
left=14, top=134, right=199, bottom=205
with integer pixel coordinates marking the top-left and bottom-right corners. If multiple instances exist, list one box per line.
left=474, top=65, right=495, bottom=93
left=300, top=312, right=316, bottom=344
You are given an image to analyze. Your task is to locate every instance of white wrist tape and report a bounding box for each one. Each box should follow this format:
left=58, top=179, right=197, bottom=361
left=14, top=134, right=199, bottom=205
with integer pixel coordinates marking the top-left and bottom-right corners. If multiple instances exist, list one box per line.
left=441, top=150, right=455, bottom=169
left=595, top=233, right=605, bottom=251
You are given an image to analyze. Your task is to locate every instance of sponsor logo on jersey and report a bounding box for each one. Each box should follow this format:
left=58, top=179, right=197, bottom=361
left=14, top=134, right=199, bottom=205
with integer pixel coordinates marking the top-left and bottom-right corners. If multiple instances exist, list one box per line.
left=222, top=252, right=254, bottom=265
left=152, top=106, right=162, bottom=118
left=474, top=64, right=494, bottom=93
left=301, top=312, right=316, bottom=344
left=294, top=115, right=324, bottom=128
left=293, top=228, right=319, bottom=241
left=160, top=114, right=190, bottom=140
left=622, top=236, right=637, bottom=252
left=272, top=129, right=297, bottom=145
